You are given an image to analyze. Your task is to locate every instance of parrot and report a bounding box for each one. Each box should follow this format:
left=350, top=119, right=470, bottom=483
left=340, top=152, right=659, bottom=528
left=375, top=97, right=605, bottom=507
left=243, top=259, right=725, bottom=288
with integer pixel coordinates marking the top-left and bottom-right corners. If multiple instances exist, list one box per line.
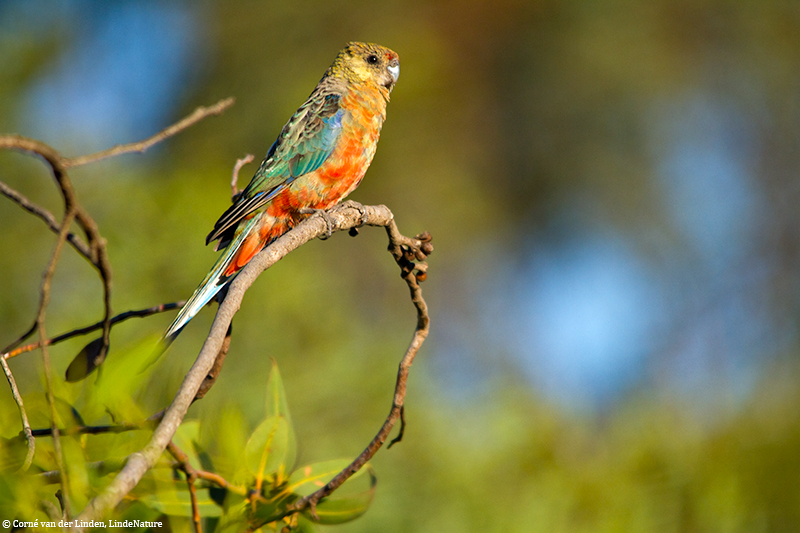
left=163, top=41, right=399, bottom=342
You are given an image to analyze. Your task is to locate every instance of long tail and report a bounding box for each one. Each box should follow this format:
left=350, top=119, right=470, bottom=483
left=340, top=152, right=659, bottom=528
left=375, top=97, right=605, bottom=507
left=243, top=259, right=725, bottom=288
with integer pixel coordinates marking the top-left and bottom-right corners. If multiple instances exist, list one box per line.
left=163, top=218, right=260, bottom=344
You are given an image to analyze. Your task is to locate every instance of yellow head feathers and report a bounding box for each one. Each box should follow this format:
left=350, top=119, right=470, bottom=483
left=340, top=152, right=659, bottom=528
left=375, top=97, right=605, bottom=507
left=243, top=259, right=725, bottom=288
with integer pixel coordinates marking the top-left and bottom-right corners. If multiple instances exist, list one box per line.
left=326, top=42, right=400, bottom=92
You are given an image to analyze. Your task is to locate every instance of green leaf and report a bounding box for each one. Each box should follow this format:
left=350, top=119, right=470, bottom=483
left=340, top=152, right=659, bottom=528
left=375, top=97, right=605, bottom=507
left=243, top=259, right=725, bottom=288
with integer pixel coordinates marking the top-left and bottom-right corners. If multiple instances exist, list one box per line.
left=241, top=361, right=299, bottom=482
left=264, top=360, right=297, bottom=471
left=87, top=337, right=160, bottom=419
left=140, top=487, right=223, bottom=518
left=213, top=512, right=249, bottom=533
left=0, top=469, right=48, bottom=525
left=287, top=459, right=352, bottom=496
left=171, top=420, right=203, bottom=471
left=287, top=459, right=375, bottom=497
left=265, top=360, right=291, bottom=422
left=0, top=436, right=29, bottom=473
left=89, top=456, right=127, bottom=479
left=292, top=515, right=320, bottom=532
left=310, top=491, right=375, bottom=525
left=245, top=415, right=291, bottom=479
left=300, top=465, right=377, bottom=525
left=61, top=437, right=90, bottom=512
left=249, top=490, right=295, bottom=526
left=53, top=396, right=85, bottom=428
left=65, top=337, right=106, bottom=382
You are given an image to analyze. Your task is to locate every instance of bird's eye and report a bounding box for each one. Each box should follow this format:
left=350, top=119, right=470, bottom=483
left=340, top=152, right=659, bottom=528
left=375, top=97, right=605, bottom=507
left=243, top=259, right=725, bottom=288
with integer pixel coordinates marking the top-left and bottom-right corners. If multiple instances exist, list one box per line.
left=366, top=54, right=379, bottom=64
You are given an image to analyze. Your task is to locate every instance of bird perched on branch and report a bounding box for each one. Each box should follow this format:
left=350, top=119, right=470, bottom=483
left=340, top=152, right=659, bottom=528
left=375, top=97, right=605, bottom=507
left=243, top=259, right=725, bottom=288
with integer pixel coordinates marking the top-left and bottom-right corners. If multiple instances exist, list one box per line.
left=164, top=42, right=399, bottom=342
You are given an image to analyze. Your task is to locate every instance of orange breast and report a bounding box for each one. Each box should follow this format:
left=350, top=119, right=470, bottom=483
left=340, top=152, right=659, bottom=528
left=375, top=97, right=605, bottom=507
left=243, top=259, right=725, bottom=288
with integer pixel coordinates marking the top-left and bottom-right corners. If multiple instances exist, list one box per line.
left=224, top=84, right=387, bottom=278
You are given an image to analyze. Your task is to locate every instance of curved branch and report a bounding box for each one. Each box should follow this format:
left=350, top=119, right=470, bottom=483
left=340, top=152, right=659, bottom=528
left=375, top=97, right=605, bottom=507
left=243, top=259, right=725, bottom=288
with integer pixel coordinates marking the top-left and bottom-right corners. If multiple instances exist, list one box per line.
left=75, top=201, right=425, bottom=526
left=0, top=134, right=114, bottom=360
left=4, top=301, right=185, bottom=360
left=0, top=180, right=93, bottom=260
left=0, top=96, right=236, bottom=358
left=0, top=355, right=35, bottom=471
left=39, top=204, right=78, bottom=516
left=231, top=154, right=255, bottom=199
left=0, top=99, right=239, bottom=520
left=63, top=97, right=235, bottom=168
left=288, top=215, right=431, bottom=517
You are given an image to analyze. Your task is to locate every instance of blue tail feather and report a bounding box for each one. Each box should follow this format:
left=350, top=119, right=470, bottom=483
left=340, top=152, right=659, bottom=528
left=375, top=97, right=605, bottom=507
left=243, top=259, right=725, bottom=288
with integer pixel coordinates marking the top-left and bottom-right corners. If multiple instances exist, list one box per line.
left=162, top=218, right=259, bottom=344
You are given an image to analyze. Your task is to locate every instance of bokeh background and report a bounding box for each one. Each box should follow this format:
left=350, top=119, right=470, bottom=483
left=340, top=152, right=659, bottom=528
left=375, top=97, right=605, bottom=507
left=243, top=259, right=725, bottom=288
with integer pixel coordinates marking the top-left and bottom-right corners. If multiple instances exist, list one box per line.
left=3, top=0, right=800, bottom=531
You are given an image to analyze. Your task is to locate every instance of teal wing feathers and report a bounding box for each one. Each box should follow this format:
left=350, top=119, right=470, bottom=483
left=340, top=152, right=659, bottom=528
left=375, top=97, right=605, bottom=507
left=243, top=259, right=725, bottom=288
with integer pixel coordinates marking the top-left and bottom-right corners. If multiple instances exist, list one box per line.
left=163, top=217, right=261, bottom=342
left=207, top=89, right=344, bottom=248
left=164, top=82, right=346, bottom=341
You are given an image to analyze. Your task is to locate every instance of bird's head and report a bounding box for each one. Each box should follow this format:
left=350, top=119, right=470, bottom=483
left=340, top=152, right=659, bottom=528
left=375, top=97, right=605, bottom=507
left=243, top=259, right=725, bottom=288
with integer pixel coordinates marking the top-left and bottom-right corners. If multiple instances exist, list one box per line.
left=330, top=42, right=400, bottom=93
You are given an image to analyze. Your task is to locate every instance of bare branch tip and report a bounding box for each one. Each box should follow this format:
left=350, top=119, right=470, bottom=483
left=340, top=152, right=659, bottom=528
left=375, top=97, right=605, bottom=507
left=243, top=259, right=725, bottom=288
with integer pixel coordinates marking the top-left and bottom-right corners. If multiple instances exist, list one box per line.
left=231, top=154, right=255, bottom=199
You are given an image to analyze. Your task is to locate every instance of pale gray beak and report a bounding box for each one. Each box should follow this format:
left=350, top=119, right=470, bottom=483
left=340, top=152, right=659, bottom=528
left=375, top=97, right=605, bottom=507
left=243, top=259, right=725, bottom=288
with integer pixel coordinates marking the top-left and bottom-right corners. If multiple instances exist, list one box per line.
left=387, top=62, right=400, bottom=83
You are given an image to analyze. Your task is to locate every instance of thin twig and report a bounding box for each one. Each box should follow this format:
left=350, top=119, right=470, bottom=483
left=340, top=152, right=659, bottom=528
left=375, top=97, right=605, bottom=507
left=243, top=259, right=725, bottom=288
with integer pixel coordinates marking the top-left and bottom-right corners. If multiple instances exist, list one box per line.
left=40, top=206, right=78, bottom=518
left=193, top=324, right=232, bottom=402
left=0, top=355, right=35, bottom=471
left=64, top=97, right=236, bottom=168
left=0, top=101, right=239, bottom=523
left=231, top=154, right=254, bottom=200
left=28, top=421, right=149, bottom=438
left=0, top=133, right=120, bottom=516
left=167, top=442, right=202, bottom=533
left=75, top=202, right=426, bottom=527
left=3, top=301, right=185, bottom=360
left=187, top=475, right=201, bottom=533
left=164, top=462, right=251, bottom=498
left=1, top=97, right=235, bottom=356
left=1, top=322, right=38, bottom=358
left=0, top=180, right=93, bottom=260
left=288, top=215, right=431, bottom=518
left=38, top=458, right=130, bottom=485
left=0, top=135, right=114, bottom=362
left=194, top=470, right=249, bottom=497
left=91, top=227, right=113, bottom=369
left=0, top=135, right=63, bottom=165
left=387, top=406, right=405, bottom=449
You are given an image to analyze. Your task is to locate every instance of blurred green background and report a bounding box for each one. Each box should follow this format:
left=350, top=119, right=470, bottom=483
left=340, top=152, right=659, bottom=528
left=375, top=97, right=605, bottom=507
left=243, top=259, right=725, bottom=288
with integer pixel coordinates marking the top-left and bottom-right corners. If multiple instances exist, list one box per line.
left=3, top=0, right=800, bottom=531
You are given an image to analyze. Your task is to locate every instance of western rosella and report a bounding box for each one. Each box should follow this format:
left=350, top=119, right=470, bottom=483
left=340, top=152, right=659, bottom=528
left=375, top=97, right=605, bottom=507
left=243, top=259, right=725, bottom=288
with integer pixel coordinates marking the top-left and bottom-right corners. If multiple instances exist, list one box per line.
left=164, top=42, right=399, bottom=342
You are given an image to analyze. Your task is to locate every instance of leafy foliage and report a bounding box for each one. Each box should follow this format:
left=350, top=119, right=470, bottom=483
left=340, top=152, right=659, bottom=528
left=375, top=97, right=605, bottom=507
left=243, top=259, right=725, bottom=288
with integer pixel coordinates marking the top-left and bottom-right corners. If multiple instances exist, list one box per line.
left=0, top=361, right=374, bottom=532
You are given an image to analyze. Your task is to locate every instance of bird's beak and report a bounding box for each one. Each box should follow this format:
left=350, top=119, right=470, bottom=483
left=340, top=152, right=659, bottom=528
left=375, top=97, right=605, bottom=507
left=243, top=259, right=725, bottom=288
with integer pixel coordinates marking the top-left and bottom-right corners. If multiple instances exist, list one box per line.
left=387, top=62, right=400, bottom=83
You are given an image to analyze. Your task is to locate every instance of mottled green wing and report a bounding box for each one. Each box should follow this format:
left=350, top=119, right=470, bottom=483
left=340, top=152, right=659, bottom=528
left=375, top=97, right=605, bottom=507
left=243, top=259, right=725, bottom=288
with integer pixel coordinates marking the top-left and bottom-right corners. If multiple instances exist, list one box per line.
left=206, top=88, right=344, bottom=246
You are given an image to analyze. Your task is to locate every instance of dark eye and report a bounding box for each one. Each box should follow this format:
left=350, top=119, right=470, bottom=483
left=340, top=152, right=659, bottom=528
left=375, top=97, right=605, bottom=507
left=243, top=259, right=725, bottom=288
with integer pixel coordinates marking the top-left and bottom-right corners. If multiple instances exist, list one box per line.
left=366, top=54, right=379, bottom=64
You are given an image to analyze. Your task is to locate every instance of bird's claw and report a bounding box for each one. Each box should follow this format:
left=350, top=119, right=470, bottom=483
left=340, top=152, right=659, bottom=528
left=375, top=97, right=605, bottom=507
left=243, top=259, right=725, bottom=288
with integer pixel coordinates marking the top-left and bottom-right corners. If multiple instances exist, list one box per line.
left=353, top=203, right=369, bottom=228
left=339, top=200, right=369, bottom=232
left=300, top=208, right=334, bottom=239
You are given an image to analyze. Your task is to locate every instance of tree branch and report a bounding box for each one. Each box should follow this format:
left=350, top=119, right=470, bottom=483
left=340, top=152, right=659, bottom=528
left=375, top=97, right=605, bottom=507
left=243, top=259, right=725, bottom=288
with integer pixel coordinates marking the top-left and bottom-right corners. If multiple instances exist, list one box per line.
left=3, top=301, right=185, bottom=360
left=39, top=203, right=78, bottom=517
left=231, top=154, right=254, bottom=200
left=0, top=355, right=35, bottom=471
left=27, top=421, right=149, bottom=438
left=0, top=96, right=235, bottom=359
left=0, top=98, right=238, bottom=520
left=75, top=201, right=430, bottom=527
left=288, top=215, right=431, bottom=518
left=0, top=180, right=93, bottom=261
left=63, top=98, right=236, bottom=168
left=167, top=442, right=202, bottom=533
left=0, top=134, right=114, bottom=362
left=193, top=324, right=232, bottom=402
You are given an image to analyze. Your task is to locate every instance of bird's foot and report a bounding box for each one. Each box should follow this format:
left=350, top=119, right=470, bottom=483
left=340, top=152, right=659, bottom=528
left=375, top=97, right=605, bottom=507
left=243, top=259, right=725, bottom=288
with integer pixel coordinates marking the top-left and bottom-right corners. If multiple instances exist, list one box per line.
left=339, top=201, right=369, bottom=236
left=350, top=201, right=370, bottom=227
left=299, top=207, right=335, bottom=240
